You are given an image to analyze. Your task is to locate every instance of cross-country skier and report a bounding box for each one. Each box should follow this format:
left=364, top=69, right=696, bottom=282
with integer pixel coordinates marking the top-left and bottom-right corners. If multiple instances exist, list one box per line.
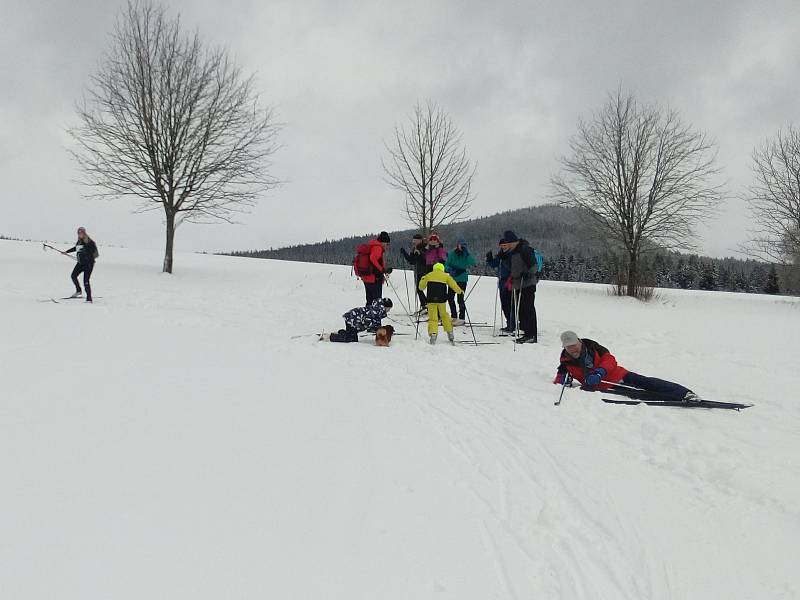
left=329, top=298, right=393, bottom=343
left=500, top=230, right=538, bottom=344
left=400, top=233, right=429, bottom=312
left=445, top=238, right=475, bottom=324
left=64, top=226, right=98, bottom=303
left=418, top=263, right=463, bottom=345
left=424, top=231, right=448, bottom=267
left=486, top=237, right=515, bottom=333
left=553, top=331, right=701, bottom=402
left=355, top=232, right=392, bottom=305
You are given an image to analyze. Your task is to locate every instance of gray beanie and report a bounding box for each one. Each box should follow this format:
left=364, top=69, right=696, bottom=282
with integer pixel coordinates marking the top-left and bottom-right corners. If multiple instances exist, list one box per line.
left=560, top=331, right=580, bottom=348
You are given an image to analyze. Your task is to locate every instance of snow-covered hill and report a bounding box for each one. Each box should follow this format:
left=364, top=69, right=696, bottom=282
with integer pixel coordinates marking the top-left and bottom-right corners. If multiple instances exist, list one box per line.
left=2, top=239, right=798, bottom=600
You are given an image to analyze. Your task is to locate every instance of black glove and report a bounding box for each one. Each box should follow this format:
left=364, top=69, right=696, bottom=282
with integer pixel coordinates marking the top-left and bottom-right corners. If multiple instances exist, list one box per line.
left=400, top=248, right=409, bottom=259
left=384, top=267, right=393, bottom=275
left=486, top=251, right=493, bottom=262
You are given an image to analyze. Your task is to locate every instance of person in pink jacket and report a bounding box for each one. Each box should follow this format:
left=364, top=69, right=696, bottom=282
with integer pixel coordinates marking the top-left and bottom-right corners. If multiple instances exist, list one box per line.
left=424, top=231, right=447, bottom=267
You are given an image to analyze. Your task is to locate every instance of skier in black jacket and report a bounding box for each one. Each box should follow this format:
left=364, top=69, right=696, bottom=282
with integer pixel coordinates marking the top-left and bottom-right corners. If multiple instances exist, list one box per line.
left=500, top=230, right=538, bottom=343
left=400, top=233, right=430, bottom=311
left=65, top=226, right=98, bottom=302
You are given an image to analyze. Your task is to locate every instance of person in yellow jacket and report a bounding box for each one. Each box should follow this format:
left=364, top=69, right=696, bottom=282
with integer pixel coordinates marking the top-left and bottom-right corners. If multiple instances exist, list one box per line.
left=418, top=262, right=464, bottom=345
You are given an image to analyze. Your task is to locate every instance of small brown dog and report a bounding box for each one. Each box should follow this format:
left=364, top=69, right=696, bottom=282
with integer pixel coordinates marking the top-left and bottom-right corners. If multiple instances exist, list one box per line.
left=374, top=325, right=395, bottom=347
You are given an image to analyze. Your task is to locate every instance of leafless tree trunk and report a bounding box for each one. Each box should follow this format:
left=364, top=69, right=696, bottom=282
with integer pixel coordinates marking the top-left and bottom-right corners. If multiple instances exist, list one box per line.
left=68, top=1, right=280, bottom=273
left=744, top=125, right=800, bottom=266
left=382, top=101, right=475, bottom=234
left=552, top=89, right=721, bottom=298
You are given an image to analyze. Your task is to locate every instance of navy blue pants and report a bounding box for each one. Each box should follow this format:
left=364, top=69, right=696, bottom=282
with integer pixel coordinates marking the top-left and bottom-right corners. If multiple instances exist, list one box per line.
left=622, top=372, right=690, bottom=401
left=364, top=281, right=382, bottom=305
left=499, top=286, right=515, bottom=329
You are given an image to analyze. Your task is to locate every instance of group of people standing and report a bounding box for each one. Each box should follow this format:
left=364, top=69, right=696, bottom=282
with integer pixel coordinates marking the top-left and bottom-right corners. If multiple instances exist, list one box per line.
left=344, top=228, right=542, bottom=345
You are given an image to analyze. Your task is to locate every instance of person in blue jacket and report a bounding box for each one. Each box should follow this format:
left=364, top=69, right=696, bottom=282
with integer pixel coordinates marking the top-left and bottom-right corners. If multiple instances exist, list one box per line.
left=445, top=238, right=476, bottom=322
left=486, top=238, right=515, bottom=333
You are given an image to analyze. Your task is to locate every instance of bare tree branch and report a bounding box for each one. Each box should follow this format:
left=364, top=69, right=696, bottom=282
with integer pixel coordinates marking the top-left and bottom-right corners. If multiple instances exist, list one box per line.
left=68, top=1, right=281, bottom=272
left=743, top=125, right=800, bottom=265
left=551, top=89, right=722, bottom=297
left=382, top=101, right=475, bottom=233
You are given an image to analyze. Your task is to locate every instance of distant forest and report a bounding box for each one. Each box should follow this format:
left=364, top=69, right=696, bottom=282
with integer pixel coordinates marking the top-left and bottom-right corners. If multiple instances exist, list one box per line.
left=228, top=205, right=798, bottom=295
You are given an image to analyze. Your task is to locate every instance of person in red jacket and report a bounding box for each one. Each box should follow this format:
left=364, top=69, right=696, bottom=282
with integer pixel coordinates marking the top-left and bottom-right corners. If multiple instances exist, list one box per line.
left=361, top=231, right=393, bottom=305
left=553, top=331, right=700, bottom=402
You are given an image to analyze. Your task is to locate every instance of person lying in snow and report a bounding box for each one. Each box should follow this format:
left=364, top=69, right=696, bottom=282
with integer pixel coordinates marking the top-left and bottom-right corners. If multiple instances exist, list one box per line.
left=329, top=298, right=393, bottom=342
left=553, top=331, right=701, bottom=402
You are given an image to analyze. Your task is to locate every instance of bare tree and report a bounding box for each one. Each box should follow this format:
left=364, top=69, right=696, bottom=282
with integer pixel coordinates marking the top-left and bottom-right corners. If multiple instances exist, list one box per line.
left=552, top=89, right=721, bottom=297
left=382, top=101, right=475, bottom=233
left=744, top=125, right=800, bottom=265
left=69, top=1, right=280, bottom=273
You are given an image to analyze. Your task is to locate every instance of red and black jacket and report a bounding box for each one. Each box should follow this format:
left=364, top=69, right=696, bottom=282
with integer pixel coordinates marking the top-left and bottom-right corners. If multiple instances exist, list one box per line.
left=557, top=338, right=628, bottom=390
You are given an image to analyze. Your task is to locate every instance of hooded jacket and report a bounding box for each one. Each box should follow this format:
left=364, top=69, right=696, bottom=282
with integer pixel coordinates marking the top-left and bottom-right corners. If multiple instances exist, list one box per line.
left=557, top=338, right=629, bottom=390
left=424, top=244, right=448, bottom=266
left=360, top=239, right=387, bottom=284
left=445, top=247, right=476, bottom=285
left=504, top=239, right=537, bottom=291
left=418, top=267, right=464, bottom=303
left=343, top=299, right=388, bottom=332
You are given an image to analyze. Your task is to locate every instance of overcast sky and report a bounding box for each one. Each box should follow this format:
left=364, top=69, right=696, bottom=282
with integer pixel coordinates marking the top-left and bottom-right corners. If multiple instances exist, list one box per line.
left=2, top=0, right=799, bottom=257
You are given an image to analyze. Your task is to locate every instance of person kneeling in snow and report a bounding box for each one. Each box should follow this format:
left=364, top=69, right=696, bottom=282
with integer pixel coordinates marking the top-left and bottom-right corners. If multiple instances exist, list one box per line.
left=418, top=263, right=463, bottom=345
left=329, top=298, right=393, bottom=342
left=553, top=331, right=700, bottom=402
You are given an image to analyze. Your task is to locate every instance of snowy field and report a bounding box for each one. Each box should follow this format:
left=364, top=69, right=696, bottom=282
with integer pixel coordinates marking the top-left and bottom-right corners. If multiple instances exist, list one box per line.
left=2, top=238, right=799, bottom=600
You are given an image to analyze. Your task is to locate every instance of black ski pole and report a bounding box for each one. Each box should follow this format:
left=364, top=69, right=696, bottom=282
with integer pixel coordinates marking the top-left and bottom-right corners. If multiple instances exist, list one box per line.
left=554, top=374, right=573, bottom=406
left=463, top=304, right=479, bottom=347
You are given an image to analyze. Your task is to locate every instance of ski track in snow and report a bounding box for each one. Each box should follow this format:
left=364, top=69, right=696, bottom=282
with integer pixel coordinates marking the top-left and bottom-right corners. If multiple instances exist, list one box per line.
left=2, top=240, right=799, bottom=600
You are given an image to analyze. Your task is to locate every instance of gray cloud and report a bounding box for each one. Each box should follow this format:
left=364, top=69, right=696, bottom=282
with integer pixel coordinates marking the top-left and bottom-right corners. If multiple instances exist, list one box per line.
left=1, top=0, right=798, bottom=257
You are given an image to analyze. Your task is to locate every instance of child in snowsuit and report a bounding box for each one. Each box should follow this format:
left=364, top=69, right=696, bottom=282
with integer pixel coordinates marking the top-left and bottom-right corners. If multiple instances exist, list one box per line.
left=418, top=263, right=463, bottom=345
left=330, top=298, right=393, bottom=342
left=445, top=238, right=475, bottom=322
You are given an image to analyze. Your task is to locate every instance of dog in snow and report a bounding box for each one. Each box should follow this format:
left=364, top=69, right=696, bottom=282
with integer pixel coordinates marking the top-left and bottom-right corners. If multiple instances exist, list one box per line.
left=375, top=325, right=395, bottom=347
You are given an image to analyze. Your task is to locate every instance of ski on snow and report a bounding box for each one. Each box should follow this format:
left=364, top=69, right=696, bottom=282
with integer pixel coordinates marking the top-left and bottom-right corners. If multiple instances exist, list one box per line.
left=602, top=398, right=752, bottom=411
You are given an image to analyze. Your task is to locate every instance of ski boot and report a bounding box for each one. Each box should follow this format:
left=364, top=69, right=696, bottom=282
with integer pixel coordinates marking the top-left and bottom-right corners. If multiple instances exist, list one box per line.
left=682, top=391, right=702, bottom=403
left=447, top=332, right=455, bottom=346
left=429, top=333, right=438, bottom=345
left=68, top=291, right=82, bottom=299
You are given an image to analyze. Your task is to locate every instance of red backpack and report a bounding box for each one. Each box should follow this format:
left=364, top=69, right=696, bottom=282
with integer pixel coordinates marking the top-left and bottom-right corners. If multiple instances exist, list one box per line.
left=353, top=243, right=373, bottom=278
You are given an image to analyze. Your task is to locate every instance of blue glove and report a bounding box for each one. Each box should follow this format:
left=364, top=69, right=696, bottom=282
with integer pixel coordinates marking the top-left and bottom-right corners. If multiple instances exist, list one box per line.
left=584, top=368, right=607, bottom=387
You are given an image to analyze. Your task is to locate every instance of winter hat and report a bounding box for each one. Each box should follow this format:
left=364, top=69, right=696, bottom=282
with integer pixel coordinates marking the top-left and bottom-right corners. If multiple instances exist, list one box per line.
left=433, top=262, right=445, bottom=272
left=560, top=331, right=580, bottom=348
left=381, top=298, right=393, bottom=308
left=503, top=230, right=519, bottom=243
left=377, top=231, right=391, bottom=243
left=499, top=237, right=507, bottom=244
left=457, top=237, right=467, bottom=246
left=77, top=226, right=86, bottom=234
left=413, top=233, right=423, bottom=240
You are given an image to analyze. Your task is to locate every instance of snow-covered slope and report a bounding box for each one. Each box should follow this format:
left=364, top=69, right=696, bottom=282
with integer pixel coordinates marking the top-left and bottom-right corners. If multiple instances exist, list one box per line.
left=2, top=239, right=798, bottom=600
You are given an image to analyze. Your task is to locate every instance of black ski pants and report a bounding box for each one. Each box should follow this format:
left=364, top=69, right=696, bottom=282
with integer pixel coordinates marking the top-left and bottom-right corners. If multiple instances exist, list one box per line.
left=364, top=281, right=382, bottom=306
left=516, top=286, right=537, bottom=338
left=622, top=372, right=691, bottom=402
left=447, top=282, right=467, bottom=320
left=71, top=261, right=94, bottom=301
left=499, top=285, right=515, bottom=329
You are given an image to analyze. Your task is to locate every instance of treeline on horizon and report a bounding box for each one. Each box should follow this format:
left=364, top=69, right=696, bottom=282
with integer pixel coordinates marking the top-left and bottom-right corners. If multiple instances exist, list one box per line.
left=228, top=205, right=798, bottom=296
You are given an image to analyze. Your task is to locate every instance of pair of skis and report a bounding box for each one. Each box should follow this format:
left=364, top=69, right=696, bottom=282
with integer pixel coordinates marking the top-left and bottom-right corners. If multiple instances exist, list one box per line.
left=600, top=397, right=751, bottom=411
left=600, top=383, right=752, bottom=411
